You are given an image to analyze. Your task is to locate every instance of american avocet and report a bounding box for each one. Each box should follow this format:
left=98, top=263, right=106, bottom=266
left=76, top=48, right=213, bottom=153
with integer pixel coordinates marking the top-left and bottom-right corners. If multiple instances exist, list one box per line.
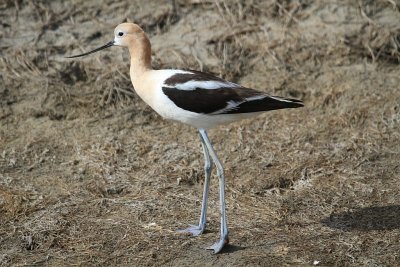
left=67, top=23, right=303, bottom=253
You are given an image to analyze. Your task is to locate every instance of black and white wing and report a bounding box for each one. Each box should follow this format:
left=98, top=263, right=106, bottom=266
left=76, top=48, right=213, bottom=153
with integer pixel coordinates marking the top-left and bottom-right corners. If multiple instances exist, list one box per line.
left=162, top=70, right=303, bottom=115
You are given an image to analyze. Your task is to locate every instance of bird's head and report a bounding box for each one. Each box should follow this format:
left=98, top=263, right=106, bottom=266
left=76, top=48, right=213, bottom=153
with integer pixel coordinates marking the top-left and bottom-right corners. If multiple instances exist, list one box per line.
left=66, top=22, right=147, bottom=58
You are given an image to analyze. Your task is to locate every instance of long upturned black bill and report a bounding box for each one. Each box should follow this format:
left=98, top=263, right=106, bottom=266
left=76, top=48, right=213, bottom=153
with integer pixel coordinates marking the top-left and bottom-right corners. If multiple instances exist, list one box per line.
left=65, top=41, right=114, bottom=58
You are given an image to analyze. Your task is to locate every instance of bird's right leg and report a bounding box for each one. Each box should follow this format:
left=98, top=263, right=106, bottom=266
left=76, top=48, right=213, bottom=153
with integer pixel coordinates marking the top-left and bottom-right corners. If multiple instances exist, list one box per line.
left=177, top=130, right=213, bottom=236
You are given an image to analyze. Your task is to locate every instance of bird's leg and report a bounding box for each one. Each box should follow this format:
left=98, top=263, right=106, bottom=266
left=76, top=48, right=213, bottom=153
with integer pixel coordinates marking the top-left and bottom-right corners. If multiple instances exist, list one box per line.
left=199, top=129, right=229, bottom=254
left=177, top=131, right=212, bottom=236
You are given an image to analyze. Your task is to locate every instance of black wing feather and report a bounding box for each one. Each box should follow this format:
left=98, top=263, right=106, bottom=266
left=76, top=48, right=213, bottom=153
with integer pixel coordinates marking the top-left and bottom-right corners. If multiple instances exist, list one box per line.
left=162, top=71, right=303, bottom=114
left=164, top=70, right=226, bottom=86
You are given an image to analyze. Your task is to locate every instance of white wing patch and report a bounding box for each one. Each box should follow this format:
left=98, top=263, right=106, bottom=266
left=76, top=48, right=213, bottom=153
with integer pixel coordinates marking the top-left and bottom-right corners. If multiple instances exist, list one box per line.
left=269, top=95, right=294, bottom=103
left=211, top=94, right=267, bottom=115
left=174, top=80, right=237, bottom=90
left=162, top=70, right=238, bottom=90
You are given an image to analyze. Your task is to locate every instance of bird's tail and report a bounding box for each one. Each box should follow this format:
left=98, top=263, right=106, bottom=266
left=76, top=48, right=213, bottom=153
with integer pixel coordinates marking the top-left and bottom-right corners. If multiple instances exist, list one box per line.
left=217, top=93, right=304, bottom=114
left=269, top=95, right=304, bottom=109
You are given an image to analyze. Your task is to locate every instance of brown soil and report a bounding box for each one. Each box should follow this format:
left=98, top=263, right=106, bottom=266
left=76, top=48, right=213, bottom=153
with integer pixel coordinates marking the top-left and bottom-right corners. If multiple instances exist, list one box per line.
left=1, top=0, right=400, bottom=266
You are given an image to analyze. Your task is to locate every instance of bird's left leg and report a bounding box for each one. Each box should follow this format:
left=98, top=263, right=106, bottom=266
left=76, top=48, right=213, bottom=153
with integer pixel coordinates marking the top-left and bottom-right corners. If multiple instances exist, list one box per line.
left=178, top=130, right=213, bottom=236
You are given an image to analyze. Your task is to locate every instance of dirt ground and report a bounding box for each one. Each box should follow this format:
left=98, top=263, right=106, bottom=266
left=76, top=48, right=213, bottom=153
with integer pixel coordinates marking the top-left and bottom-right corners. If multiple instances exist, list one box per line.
left=1, top=0, right=400, bottom=266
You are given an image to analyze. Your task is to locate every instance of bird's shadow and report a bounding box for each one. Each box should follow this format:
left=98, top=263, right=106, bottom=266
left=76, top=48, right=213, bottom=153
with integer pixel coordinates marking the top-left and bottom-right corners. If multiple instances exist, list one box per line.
left=220, top=244, right=246, bottom=254
left=321, top=205, right=400, bottom=231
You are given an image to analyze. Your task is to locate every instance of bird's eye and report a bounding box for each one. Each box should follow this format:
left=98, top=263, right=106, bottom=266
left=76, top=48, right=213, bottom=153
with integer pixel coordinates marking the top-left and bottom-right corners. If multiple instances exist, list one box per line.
left=118, top=31, right=124, bottom=37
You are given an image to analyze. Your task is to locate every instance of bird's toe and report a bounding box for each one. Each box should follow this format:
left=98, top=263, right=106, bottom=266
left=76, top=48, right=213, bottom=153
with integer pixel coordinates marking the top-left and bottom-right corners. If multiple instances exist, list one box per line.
left=177, top=224, right=204, bottom=236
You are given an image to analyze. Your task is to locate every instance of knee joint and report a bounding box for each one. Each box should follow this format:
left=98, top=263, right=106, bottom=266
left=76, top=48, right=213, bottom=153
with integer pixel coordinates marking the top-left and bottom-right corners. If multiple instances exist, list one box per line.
left=204, top=162, right=212, bottom=173
left=215, top=163, right=224, bottom=177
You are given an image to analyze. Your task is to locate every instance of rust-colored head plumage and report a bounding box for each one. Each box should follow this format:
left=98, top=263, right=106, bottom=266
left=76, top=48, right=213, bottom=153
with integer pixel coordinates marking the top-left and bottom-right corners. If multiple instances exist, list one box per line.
left=66, top=22, right=152, bottom=70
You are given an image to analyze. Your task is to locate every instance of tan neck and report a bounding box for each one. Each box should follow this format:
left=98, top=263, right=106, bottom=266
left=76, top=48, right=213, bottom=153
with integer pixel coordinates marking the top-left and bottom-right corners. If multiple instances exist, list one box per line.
left=129, top=35, right=152, bottom=76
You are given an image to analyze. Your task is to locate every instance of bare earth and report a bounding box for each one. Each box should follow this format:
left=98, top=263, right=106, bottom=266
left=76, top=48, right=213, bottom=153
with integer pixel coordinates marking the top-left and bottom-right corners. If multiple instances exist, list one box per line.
left=1, top=1, right=400, bottom=266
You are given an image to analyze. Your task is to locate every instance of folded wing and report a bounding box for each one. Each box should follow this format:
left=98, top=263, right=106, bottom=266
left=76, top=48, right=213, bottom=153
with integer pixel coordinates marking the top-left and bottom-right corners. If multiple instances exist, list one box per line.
left=162, top=70, right=303, bottom=115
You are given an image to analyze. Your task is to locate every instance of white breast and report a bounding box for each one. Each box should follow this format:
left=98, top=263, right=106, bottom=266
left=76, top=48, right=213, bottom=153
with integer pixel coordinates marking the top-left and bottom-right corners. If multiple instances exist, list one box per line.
left=131, top=69, right=196, bottom=123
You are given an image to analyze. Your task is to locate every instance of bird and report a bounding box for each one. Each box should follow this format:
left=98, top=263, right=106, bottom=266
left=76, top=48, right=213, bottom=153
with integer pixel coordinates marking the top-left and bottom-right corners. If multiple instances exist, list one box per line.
left=66, top=22, right=303, bottom=254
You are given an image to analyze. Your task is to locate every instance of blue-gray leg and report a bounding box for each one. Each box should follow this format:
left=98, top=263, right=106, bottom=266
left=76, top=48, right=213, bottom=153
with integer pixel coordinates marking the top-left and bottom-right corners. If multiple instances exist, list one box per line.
left=178, top=130, right=212, bottom=236
left=199, top=129, right=229, bottom=254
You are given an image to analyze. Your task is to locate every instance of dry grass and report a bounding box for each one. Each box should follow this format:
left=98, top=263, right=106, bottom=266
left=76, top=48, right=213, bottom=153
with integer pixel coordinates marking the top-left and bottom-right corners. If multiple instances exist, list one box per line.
left=345, top=24, right=400, bottom=63
left=1, top=0, right=400, bottom=266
